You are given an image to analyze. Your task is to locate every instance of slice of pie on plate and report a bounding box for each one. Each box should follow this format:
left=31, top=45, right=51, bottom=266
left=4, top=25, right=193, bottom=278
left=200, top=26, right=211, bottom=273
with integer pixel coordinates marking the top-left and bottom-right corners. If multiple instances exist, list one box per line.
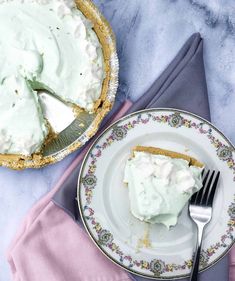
left=124, top=146, right=204, bottom=228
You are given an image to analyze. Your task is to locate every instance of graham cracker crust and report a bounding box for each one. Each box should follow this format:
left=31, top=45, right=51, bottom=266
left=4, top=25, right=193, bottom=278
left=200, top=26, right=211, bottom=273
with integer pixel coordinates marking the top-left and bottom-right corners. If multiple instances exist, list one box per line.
left=132, top=146, right=204, bottom=168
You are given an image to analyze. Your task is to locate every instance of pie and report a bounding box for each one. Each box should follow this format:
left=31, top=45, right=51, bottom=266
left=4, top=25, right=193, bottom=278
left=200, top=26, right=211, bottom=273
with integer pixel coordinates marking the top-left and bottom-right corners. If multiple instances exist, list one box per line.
left=0, top=0, right=105, bottom=156
left=124, top=146, right=204, bottom=228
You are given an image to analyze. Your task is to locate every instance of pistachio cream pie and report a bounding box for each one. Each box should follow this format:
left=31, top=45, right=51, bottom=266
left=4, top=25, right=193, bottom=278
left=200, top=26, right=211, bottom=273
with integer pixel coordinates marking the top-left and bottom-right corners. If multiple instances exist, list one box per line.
left=0, top=0, right=104, bottom=155
left=124, top=146, right=204, bottom=228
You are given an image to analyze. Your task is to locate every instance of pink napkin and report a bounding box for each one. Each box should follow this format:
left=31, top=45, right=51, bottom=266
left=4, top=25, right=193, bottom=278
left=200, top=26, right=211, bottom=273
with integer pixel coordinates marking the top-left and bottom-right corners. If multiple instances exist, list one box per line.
left=7, top=101, right=133, bottom=281
left=7, top=101, right=235, bottom=281
left=230, top=252, right=235, bottom=281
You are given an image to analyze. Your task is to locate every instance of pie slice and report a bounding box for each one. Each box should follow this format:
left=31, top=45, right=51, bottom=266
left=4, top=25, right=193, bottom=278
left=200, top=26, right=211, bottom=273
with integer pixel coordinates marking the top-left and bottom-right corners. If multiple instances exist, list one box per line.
left=124, top=146, right=204, bottom=228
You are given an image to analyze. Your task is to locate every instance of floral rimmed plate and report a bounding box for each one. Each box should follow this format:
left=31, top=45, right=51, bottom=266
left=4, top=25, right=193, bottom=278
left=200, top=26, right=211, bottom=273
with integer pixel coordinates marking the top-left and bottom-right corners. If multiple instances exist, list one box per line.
left=78, top=108, right=235, bottom=279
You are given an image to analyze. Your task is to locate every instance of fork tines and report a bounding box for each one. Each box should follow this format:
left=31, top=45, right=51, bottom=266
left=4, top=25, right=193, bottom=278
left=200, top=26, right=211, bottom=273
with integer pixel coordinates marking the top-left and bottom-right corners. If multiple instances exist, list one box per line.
left=190, top=170, right=220, bottom=207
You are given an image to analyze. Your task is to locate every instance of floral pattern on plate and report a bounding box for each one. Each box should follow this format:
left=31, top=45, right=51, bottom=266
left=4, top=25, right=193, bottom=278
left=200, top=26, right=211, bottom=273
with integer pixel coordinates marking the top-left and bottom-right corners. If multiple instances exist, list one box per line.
left=79, top=109, right=235, bottom=278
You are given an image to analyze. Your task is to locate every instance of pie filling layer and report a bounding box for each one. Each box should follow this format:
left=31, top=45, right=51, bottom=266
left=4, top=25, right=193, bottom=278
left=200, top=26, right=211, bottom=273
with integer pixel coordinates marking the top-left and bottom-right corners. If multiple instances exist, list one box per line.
left=0, top=0, right=104, bottom=155
left=124, top=149, right=203, bottom=228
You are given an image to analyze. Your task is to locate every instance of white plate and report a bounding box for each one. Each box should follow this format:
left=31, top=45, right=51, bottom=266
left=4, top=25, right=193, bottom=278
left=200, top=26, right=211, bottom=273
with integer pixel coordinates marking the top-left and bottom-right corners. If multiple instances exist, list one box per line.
left=78, top=108, right=235, bottom=279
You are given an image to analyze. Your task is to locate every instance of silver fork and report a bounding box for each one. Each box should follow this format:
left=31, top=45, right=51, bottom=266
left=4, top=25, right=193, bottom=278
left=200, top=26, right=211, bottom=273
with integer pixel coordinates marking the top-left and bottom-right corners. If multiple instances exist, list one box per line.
left=189, top=170, right=220, bottom=281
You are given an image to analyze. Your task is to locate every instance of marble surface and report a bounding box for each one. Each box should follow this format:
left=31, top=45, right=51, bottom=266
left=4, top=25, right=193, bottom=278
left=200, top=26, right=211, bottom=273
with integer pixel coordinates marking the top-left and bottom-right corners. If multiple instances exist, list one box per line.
left=0, top=0, right=235, bottom=280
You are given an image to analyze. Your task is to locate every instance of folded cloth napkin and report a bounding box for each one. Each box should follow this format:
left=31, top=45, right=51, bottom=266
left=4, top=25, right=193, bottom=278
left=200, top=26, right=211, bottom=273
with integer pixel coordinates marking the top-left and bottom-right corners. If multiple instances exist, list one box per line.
left=7, top=33, right=232, bottom=281
left=230, top=253, right=235, bottom=281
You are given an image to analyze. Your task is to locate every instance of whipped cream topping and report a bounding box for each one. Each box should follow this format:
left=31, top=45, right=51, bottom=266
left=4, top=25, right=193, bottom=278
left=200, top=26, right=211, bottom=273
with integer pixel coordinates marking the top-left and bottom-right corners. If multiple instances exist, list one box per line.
left=0, top=0, right=104, bottom=155
left=0, top=76, right=48, bottom=155
left=124, top=151, right=203, bottom=228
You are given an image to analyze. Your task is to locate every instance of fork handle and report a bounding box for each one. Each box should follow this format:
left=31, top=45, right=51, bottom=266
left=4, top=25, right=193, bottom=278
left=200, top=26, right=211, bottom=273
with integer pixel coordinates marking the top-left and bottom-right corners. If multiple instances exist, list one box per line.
left=190, top=224, right=204, bottom=281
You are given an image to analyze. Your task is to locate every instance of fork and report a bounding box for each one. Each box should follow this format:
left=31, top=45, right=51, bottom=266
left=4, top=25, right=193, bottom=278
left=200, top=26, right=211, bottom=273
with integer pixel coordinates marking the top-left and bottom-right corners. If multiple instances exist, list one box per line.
left=189, top=170, right=220, bottom=281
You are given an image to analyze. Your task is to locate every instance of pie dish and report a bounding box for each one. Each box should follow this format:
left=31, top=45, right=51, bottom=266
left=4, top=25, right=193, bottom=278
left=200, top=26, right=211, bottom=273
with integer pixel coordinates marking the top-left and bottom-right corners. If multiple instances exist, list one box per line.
left=0, top=0, right=118, bottom=169
left=124, top=146, right=203, bottom=227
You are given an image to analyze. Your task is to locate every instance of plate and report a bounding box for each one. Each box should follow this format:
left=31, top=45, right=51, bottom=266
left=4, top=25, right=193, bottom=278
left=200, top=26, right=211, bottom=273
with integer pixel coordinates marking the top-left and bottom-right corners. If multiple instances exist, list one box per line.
left=78, top=108, right=235, bottom=279
left=0, top=0, right=118, bottom=170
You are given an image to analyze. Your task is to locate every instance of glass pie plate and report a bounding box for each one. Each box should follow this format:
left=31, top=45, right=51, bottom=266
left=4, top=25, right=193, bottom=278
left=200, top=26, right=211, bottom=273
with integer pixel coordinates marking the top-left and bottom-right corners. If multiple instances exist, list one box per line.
left=0, top=0, right=118, bottom=170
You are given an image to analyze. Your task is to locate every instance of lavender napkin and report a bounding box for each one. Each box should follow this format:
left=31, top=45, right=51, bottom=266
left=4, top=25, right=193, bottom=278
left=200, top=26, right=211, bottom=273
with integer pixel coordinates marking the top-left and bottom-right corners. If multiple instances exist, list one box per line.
left=53, top=33, right=228, bottom=281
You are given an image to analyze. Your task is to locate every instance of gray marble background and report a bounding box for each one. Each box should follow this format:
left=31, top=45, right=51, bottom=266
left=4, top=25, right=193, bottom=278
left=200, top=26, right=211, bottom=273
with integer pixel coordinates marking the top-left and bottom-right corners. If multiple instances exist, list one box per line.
left=0, top=0, right=235, bottom=280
